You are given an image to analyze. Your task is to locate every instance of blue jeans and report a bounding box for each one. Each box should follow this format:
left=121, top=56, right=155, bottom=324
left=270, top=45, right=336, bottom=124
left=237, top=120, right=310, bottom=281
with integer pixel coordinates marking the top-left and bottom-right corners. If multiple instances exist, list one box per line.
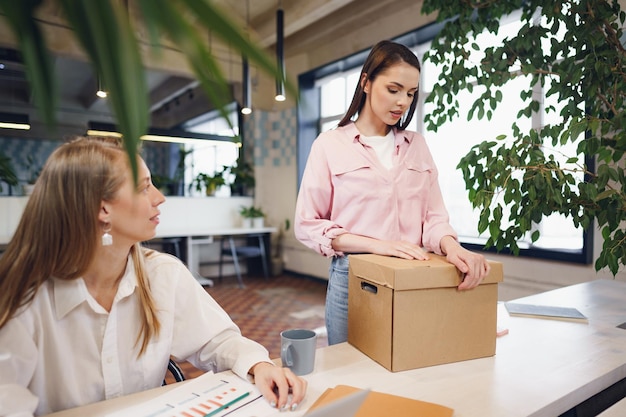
left=326, top=255, right=350, bottom=345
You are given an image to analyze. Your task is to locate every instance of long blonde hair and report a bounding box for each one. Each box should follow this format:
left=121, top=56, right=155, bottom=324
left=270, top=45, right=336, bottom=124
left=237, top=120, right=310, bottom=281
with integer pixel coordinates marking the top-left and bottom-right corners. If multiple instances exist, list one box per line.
left=0, top=136, right=160, bottom=355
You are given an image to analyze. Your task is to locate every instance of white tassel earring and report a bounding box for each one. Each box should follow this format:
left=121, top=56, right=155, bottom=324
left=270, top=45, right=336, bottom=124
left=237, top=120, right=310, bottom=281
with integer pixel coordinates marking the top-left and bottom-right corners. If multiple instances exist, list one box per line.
left=102, top=222, right=113, bottom=246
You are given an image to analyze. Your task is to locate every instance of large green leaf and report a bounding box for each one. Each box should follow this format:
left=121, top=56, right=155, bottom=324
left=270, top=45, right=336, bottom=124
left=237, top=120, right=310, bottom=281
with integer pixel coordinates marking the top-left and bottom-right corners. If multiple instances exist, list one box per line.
left=58, top=0, right=148, bottom=179
left=0, top=0, right=57, bottom=127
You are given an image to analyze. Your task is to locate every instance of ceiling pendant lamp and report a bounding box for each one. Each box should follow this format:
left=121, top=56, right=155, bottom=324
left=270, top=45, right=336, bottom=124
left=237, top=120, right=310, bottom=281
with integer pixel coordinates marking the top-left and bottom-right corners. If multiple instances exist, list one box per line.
left=275, top=4, right=286, bottom=102
left=241, top=0, right=252, bottom=115
left=96, top=75, right=107, bottom=98
left=241, top=56, right=252, bottom=114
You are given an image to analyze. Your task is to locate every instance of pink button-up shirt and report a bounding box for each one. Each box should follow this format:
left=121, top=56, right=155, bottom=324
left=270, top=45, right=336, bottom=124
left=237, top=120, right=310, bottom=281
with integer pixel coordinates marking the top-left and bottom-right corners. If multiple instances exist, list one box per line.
left=294, top=122, right=457, bottom=257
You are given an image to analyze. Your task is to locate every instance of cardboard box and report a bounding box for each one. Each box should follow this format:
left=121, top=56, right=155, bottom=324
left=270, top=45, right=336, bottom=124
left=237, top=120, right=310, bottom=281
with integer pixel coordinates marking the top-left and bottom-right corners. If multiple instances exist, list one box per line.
left=348, top=254, right=503, bottom=372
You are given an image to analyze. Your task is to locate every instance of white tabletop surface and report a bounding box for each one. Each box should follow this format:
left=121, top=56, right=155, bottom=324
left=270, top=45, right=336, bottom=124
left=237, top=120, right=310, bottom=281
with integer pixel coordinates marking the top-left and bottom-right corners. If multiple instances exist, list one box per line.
left=43, top=279, right=626, bottom=417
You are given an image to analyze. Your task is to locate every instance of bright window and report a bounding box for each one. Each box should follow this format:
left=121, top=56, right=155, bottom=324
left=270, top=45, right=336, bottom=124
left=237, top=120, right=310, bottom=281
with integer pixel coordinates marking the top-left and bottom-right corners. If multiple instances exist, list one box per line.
left=182, top=106, right=240, bottom=197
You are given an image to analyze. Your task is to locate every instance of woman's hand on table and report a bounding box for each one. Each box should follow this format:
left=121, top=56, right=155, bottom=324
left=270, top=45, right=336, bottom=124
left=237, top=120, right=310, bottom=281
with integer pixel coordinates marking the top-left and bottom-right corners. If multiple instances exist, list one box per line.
left=250, top=362, right=307, bottom=411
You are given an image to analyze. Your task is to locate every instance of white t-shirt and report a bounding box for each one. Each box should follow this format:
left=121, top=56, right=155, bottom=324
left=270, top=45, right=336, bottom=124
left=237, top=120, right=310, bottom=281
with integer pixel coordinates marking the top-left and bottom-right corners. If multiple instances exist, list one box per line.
left=358, top=129, right=395, bottom=169
left=0, top=252, right=271, bottom=416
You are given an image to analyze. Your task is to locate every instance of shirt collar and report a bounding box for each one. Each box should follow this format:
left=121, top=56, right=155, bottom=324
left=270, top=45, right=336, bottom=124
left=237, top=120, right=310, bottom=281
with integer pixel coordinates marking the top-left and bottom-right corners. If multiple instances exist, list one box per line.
left=342, top=121, right=411, bottom=146
left=53, top=255, right=138, bottom=319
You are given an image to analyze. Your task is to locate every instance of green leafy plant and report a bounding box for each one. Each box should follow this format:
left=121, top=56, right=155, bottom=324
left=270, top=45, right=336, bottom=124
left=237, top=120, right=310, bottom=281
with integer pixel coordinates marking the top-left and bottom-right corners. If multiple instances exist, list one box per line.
left=228, top=158, right=255, bottom=196
left=0, top=0, right=292, bottom=181
left=239, top=205, right=265, bottom=218
left=24, top=155, right=41, bottom=185
left=151, top=174, right=173, bottom=193
left=0, top=151, right=18, bottom=192
left=273, top=218, right=291, bottom=259
left=192, top=168, right=227, bottom=196
left=421, top=0, right=626, bottom=274
left=152, top=146, right=193, bottom=195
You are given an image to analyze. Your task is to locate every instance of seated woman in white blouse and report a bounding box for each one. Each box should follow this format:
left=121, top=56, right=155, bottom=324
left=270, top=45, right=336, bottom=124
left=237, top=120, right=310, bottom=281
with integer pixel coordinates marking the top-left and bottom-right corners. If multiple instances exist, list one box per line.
left=0, top=136, right=306, bottom=416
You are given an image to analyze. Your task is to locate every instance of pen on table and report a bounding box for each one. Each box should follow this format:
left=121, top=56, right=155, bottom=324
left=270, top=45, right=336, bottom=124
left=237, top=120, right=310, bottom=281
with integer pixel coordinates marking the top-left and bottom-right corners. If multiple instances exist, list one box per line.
left=203, top=391, right=251, bottom=417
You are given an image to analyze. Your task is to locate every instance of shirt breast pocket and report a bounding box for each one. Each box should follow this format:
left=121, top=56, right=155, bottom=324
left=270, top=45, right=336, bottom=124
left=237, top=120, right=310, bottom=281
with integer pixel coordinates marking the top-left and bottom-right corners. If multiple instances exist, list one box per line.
left=403, top=161, right=434, bottom=199
left=330, top=159, right=382, bottom=205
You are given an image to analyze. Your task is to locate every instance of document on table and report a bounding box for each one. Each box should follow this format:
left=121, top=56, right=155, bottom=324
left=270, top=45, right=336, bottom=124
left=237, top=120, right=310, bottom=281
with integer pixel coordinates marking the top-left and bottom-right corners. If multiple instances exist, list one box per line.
left=305, top=385, right=454, bottom=417
left=504, top=302, right=588, bottom=323
left=105, top=372, right=278, bottom=417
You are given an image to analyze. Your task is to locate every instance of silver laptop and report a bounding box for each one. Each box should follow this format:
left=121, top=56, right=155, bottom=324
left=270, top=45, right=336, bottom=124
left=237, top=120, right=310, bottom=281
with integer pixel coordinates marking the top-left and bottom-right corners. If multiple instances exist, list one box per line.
left=305, top=388, right=369, bottom=417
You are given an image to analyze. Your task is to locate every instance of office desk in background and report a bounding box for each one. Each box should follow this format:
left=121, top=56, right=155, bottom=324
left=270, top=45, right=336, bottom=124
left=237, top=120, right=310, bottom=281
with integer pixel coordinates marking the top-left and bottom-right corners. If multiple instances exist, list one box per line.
left=43, top=279, right=626, bottom=417
left=153, top=226, right=276, bottom=286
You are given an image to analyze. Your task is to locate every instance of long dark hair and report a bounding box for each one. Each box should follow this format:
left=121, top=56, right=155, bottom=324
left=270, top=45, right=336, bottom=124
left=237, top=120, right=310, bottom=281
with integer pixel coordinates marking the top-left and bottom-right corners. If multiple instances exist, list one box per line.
left=338, top=40, right=421, bottom=130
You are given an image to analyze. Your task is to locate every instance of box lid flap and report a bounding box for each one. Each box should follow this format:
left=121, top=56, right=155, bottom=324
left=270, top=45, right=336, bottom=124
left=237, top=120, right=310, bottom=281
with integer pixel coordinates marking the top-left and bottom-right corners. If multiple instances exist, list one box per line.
left=349, top=253, right=503, bottom=290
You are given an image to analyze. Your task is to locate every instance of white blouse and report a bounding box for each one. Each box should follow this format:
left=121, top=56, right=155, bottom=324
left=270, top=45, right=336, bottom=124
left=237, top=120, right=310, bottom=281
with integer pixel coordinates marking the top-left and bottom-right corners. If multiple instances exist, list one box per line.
left=0, top=252, right=272, bottom=416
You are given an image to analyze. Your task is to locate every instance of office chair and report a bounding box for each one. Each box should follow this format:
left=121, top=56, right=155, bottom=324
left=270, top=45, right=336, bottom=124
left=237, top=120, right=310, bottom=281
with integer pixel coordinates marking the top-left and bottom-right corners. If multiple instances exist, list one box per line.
left=218, top=233, right=269, bottom=288
left=162, top=358, right=185, bottom=385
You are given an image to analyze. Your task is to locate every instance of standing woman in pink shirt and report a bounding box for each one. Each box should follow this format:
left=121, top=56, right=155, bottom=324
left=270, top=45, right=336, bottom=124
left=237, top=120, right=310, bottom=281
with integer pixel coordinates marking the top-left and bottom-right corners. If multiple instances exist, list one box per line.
left=294, top=40, right=491, bottom=345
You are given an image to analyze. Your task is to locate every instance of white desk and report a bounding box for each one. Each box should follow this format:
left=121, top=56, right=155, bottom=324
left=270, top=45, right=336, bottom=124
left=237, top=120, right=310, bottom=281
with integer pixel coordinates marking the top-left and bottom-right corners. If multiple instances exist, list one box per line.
left=155, top=227, right=278, bottom=285
left=153, top=226, right=276, bottom=287
left=42, top=279, right=626, bottom=417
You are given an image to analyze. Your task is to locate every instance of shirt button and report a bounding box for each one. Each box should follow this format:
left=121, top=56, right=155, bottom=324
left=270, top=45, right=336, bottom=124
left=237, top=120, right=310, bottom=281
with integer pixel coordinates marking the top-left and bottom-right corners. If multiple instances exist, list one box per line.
left=106, top=357, right=113, bottom=364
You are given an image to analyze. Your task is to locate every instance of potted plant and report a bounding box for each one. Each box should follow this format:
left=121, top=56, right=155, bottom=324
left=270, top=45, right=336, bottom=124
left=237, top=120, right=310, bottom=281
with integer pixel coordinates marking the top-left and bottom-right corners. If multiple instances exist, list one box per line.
left=155, top=146, right=193, bottom=196
left=171, top=146, right=193, bottom=196
left=22, top=155, right=41, bottom=196
left=239, top=205, right=265, bottom=228
left=271, top=218, right=291, bottom=276
left=0, top=151, right=18, bottom=194
left=228, top=159, right=255, bottom=196
left=151, top=174, right=174, bottom=195
left=191, top=168, right=227, bottom=196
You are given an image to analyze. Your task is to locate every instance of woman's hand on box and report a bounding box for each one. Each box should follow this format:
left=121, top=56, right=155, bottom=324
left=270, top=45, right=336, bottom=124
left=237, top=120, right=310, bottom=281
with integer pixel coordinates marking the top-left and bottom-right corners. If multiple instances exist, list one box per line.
left=440, top=236, right=491, bottom=290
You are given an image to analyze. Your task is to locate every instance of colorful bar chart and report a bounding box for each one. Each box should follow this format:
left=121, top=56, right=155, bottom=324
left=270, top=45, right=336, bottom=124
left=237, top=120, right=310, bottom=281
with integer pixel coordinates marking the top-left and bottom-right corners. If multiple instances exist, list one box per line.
left=105, top=372, right=275, bottom=417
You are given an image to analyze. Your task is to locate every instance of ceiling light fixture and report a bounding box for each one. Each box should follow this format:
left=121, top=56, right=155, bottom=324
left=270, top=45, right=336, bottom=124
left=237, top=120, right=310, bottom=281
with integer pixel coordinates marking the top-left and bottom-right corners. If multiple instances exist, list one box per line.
left=87, top=121, right=235, bottom=145
left=241, top=56, right=252, bottom=115
left=0, top=112, right=30, bottom=130
left=275, top=3, right=286, bottom=102
left=96, top=76, right=107, bottom=98
left=241, top=0, right=252, bottom=115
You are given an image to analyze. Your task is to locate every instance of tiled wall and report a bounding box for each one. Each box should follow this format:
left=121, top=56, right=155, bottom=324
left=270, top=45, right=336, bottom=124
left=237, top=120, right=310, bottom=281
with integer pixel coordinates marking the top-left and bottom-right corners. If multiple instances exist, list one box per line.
left=249, top=107, right=297, bottom=168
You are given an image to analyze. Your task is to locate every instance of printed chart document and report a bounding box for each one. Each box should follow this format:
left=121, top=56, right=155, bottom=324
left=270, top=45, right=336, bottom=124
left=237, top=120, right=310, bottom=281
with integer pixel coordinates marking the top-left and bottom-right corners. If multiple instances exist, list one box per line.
left=105, top=372, right=277, bottom=417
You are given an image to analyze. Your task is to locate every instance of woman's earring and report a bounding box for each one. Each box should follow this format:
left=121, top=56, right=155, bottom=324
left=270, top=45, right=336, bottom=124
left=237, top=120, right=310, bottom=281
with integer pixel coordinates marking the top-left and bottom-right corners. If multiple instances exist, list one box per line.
left=102, top=222, right=113, bottom=246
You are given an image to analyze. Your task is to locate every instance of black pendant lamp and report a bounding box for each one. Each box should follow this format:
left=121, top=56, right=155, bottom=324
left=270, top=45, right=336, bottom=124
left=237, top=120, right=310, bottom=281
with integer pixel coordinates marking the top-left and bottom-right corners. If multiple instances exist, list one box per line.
left=275, top=5, right=285, bottom=102
left=241, top=55, right=252, bottom=114
left=96, top=75, right=107, bottom=98
left=241, top=0, right=252, bottom=114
